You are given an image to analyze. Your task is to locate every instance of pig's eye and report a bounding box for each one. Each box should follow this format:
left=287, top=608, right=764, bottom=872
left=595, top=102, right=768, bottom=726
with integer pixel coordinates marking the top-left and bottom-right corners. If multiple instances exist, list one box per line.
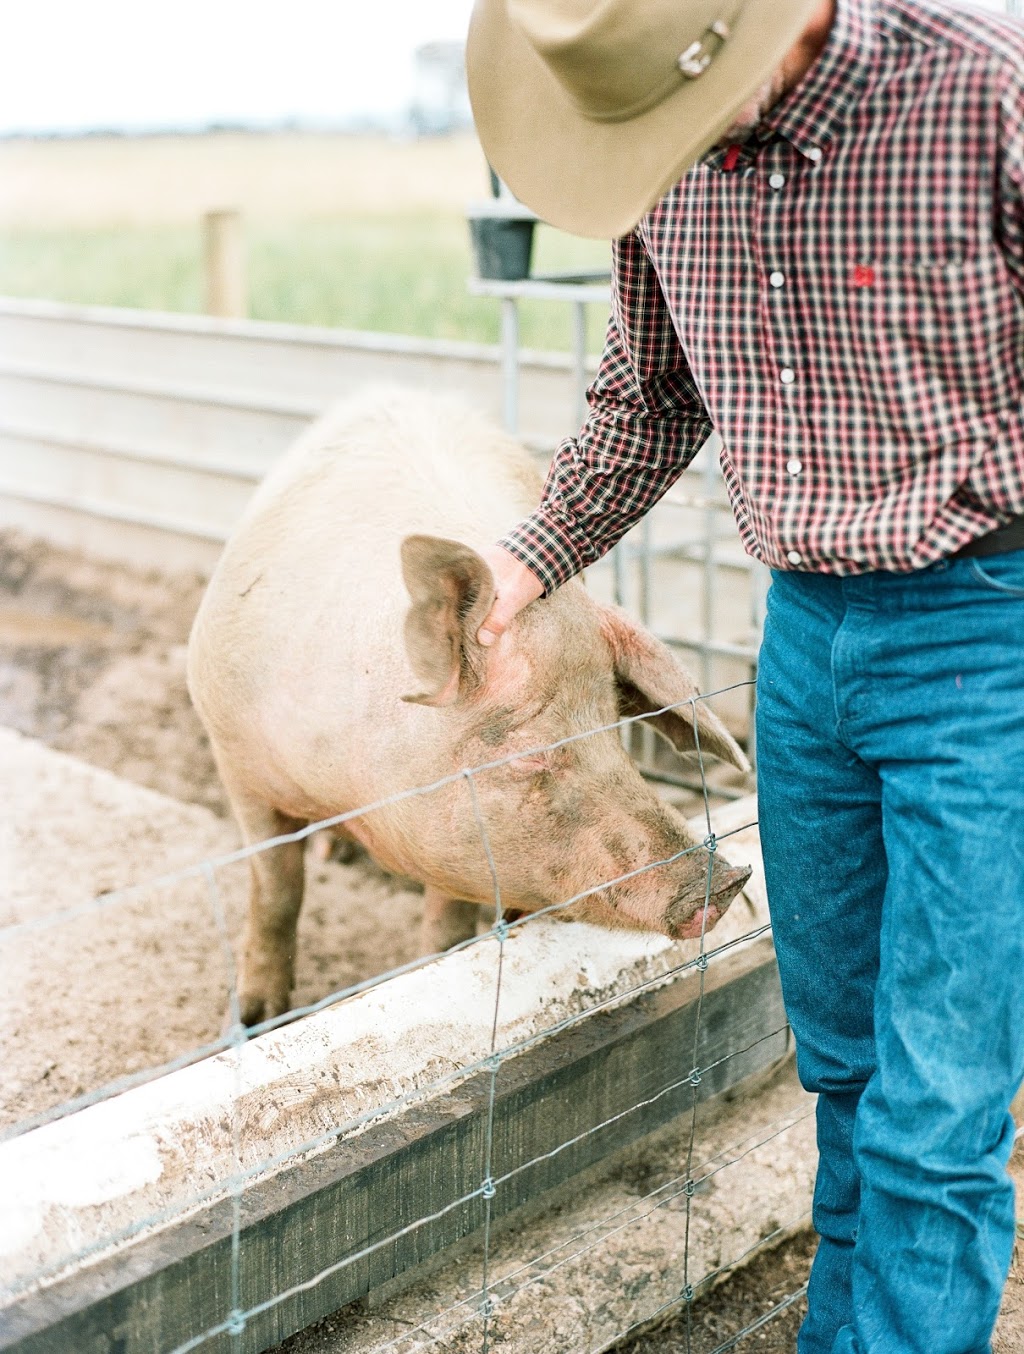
left=505, top=752, right=555, bottom=778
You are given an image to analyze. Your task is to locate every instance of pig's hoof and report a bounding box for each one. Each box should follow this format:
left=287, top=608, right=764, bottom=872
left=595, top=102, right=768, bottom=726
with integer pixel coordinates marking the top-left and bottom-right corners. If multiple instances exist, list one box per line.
left=237, top=988, right=293, bottom=1028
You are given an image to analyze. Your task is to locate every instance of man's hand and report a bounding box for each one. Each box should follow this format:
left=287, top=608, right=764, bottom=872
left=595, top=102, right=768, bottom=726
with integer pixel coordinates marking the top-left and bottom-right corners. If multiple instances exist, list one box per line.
left=477, top=546, right=545, bottom=646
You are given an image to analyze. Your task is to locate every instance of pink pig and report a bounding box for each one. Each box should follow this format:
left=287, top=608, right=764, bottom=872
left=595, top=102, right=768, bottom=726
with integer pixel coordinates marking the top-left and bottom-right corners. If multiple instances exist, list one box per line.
left=187, top=389, right=751, bottom=1024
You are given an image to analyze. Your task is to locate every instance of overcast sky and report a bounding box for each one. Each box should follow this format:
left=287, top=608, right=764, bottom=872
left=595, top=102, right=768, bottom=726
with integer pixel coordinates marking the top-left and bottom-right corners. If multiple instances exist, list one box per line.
left=0, top=0, right=475, bottom=135
left=1, top=0, right=1017, bottom=137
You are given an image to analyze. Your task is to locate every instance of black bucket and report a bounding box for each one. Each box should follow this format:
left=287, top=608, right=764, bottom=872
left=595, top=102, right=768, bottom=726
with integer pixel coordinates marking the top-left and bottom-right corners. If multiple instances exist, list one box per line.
left=468, top=216, right=536, bottom=281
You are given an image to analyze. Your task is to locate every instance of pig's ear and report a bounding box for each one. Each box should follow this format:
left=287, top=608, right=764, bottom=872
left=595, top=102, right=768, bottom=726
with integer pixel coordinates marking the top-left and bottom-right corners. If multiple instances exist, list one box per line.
left=400, top=535, right=495, bottom=707
left=598, top=605, right=750, bottom=772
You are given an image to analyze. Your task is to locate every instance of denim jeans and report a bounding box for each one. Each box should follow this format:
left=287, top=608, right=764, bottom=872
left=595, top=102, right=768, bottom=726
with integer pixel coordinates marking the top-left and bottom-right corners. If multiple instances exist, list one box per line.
left=755, top=549, right=1024, bottom=1354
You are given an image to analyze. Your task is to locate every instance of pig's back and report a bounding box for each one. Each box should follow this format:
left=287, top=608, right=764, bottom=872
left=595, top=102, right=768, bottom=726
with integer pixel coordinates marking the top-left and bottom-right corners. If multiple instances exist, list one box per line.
left=240, top=387, right=542, bottom=554
left=188, top=389, right=544, bottom=792
left=198, top=389, right=543, bottom=648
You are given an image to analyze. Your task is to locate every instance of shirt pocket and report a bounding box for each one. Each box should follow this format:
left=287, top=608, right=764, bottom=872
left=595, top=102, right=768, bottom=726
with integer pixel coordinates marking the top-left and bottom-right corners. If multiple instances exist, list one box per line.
left=834, top=254, right=1022, bottom=449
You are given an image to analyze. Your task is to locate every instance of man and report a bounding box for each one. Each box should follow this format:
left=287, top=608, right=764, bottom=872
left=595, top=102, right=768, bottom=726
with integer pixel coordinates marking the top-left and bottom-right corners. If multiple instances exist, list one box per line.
left=465, top=1, right=1024, bottom=1351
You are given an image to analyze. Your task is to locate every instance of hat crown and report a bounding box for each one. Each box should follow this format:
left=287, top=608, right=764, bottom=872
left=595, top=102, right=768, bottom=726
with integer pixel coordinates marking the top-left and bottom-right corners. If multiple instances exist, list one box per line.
left=508, top=0, right=738, bottom=122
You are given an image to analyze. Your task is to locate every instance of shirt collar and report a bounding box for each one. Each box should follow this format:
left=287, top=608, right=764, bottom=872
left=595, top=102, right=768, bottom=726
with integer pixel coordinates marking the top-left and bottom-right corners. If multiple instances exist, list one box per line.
left=764, top=0, right=877, bottom=163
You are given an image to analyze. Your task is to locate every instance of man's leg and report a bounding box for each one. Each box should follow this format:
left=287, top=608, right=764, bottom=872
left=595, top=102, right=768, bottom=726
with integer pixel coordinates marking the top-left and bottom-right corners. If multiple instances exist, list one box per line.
left=828, top=556, right=1024, bottom=1354
left=756, top=570, right=888, bottom=1354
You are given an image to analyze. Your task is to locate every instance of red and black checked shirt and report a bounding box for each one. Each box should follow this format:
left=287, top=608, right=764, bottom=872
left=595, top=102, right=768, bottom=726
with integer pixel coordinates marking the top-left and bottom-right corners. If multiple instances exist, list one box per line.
left=500, top=0, right=1024, bottom=589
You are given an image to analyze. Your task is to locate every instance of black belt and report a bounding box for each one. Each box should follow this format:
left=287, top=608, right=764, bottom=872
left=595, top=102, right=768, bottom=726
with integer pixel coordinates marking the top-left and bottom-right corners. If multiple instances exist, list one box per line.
left=950, top=514, right=1024, bottom=560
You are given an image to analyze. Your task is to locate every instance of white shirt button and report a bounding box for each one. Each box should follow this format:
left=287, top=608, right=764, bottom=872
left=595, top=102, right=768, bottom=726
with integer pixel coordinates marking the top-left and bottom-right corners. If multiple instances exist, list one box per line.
left=769, top=172, right=786, bottom=189
left=769, top=271, right=785, bottom=288
left=787, top=457, right=803, bottom=475
left=780, top=367, right=796, bottom=384
left=807, top=147, right=823, bottom=162
left=787, top=549, right=803, bottom=565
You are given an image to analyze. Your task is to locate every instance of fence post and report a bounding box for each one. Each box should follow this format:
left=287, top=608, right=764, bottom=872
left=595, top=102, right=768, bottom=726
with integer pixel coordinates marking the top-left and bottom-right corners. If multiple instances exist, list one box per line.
left=202, top=209, right=247, bottom=318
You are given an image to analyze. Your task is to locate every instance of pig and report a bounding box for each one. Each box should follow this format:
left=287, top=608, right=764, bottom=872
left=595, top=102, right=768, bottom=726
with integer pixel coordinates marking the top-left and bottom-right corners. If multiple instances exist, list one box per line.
left=186, top=388, right=752, bottom=1025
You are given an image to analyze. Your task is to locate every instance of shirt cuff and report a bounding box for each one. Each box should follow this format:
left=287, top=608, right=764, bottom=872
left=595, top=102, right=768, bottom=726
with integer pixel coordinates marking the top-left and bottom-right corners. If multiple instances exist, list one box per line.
left=497, top=507, right=590, bottom=597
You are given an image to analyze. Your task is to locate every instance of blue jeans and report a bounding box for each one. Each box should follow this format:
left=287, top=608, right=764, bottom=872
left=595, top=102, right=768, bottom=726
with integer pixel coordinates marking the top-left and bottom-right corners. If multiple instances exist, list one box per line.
left=755, top=550, right=1024, bottom=1354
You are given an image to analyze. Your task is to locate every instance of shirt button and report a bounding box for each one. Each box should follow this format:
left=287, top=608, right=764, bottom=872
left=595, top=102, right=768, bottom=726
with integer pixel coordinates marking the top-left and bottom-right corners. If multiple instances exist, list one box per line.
left=787, top=549, right=803, bottom=565
left=769, top=172, right=786, bottom=189
left=807, top=147, right=823, bottom=162
left=780, top=367, right=796, bottom=385
left=786, top=457, right=802, bottom=475
left=769, top=271, right=785, bottom=288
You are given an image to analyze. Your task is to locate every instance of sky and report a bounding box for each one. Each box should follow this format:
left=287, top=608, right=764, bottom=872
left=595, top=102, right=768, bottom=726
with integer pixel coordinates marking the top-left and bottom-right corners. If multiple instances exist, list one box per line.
left=1, top=0, right=1019, bottom=138
left=0, top=0, right=476, bottom=136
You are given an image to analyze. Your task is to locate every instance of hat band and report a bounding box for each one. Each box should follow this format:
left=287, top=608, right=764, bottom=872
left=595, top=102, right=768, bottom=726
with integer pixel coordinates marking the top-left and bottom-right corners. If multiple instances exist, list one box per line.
left=581, top=3, right=743, bottom=125
left=678, top=18, right=732, bottom=79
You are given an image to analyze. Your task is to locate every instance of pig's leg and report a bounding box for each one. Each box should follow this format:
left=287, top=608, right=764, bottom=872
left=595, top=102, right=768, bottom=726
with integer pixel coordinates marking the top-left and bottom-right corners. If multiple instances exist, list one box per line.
left=225, top=785, right=307, bottom=1026
left=420, top=887, right=479, bottom=955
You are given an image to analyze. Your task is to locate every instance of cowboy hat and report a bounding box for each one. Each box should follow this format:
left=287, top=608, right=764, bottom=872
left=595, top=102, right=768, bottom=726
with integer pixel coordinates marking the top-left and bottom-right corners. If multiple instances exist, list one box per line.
left=467, top=0, right=820, bottom=238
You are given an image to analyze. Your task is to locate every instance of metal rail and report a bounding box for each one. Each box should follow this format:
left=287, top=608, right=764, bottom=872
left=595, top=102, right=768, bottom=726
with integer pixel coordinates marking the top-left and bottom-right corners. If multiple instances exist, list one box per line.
left=0, top=295, right=764, bottom=739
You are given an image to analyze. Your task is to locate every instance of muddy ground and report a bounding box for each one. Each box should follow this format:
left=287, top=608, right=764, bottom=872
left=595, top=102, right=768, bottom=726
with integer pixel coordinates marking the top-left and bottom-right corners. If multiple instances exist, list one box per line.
left=1, top=529, right=1020, bottom=1353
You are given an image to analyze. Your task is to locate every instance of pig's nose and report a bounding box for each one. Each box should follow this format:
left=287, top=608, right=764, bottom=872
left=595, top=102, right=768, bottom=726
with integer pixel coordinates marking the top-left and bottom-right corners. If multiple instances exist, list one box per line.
left=665, top=862, right=752, bottom=940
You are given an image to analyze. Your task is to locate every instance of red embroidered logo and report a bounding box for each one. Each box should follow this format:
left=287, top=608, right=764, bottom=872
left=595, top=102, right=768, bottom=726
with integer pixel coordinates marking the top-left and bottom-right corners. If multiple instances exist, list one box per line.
left=852, top=264, right=875, bottom=288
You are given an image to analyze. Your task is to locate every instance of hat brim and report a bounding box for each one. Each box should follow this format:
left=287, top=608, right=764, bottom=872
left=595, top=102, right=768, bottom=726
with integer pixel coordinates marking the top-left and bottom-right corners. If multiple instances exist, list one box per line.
left=468, top=0, right=820, bottom=239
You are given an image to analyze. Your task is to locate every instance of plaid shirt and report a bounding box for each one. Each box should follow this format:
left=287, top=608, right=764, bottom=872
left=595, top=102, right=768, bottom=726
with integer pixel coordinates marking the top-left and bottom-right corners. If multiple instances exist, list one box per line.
left=500, top=0, right=1024, bottom=591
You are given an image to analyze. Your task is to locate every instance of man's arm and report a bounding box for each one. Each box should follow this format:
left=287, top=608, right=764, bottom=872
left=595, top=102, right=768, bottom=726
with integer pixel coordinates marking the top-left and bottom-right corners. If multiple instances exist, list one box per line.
left=478, top=227, right=713, bottom=644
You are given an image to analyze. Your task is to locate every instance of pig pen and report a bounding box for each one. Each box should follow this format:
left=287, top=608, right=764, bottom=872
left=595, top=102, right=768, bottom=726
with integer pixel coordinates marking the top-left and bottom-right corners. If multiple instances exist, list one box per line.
left=1, top=531, right=1021, bottom=1354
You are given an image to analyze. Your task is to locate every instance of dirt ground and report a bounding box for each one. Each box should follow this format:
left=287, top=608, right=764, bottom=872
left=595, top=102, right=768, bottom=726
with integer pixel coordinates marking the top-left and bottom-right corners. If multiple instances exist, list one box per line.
left=0, top=532, right=224, bottom=816
left=616, top=1227, right=1024, bottom=1354
left=1, top=529, right=1021, bottom=1353
left=0, top=531, right=437, bottom=1136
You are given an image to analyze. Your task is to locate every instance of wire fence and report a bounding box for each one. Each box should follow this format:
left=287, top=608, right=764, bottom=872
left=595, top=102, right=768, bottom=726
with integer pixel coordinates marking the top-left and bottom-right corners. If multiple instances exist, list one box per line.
left=0, top=682, right=813, bottom=1354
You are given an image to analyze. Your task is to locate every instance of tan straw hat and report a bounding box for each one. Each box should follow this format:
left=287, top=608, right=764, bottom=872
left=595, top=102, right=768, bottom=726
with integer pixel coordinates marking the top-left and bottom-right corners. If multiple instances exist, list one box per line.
left=467, top=0, right=820, bottom=238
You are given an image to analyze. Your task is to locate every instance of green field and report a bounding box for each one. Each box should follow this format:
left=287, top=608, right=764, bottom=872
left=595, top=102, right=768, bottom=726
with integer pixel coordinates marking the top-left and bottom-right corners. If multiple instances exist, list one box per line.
left=0, top=132, right=611, bottom=351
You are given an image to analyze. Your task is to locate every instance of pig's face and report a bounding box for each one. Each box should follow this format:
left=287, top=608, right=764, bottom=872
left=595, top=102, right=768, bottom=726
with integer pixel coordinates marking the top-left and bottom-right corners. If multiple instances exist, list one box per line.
left=400, top=536, right=752, bottom=939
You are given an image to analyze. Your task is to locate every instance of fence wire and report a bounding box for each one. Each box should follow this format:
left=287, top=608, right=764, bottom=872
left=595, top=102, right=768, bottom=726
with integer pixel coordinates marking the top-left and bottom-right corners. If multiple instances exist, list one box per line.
left=2, top=680, right=818, bottom=1354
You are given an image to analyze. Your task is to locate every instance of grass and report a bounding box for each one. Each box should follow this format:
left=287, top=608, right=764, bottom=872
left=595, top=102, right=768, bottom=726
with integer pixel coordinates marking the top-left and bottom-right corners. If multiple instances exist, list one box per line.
left=0, top=227, right=202, bottom=313
left=0, top=133, right=612, bottom=351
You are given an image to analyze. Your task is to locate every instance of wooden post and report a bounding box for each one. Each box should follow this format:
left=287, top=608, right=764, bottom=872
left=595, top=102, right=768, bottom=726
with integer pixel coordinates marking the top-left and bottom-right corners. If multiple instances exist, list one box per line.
left=202, top=209, right=247, bottom=318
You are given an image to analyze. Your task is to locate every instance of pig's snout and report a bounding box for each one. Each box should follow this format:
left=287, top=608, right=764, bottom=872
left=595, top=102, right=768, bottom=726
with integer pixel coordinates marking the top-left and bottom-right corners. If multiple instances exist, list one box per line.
left=664, top=861, right=752, bottom=941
